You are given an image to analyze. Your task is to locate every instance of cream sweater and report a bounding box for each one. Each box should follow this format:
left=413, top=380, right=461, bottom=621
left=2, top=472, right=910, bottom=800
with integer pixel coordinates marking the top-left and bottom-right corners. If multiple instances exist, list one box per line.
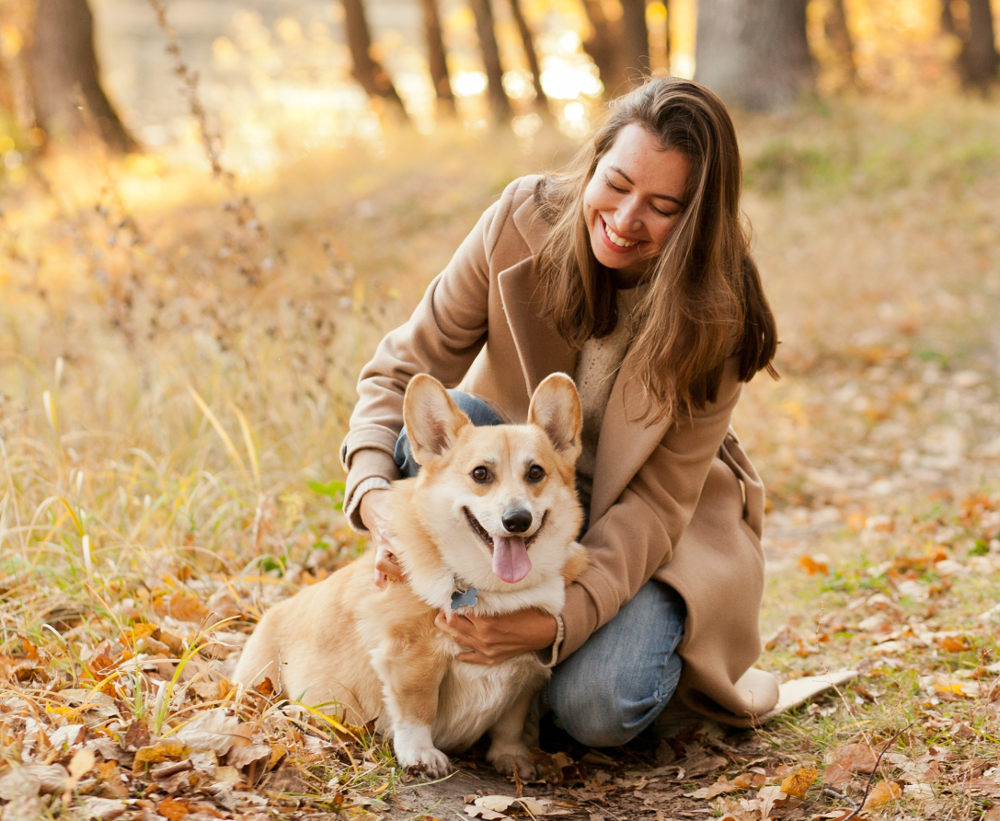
left=573, top=284, right=648, bottom=514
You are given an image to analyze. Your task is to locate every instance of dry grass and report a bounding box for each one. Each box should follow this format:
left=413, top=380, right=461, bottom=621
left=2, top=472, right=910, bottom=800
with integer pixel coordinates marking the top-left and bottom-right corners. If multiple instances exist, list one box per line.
left=0, top=92, right=999, bottom=819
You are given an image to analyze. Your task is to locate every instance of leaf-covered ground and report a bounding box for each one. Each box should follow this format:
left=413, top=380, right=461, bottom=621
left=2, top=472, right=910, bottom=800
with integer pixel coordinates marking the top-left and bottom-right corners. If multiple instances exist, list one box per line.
left=1, top=94, right=999, bottom=820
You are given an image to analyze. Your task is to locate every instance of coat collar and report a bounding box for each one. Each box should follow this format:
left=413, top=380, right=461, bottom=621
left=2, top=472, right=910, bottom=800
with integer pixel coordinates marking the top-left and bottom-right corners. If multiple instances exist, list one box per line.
left=511, top=175, right=550, bottom=256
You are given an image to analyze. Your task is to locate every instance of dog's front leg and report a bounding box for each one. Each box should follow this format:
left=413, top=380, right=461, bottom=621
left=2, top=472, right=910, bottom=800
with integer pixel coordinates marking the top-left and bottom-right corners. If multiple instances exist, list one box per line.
left=370, top=642, right=451, bottom=777
left=485, top=676, right=545, bottom=779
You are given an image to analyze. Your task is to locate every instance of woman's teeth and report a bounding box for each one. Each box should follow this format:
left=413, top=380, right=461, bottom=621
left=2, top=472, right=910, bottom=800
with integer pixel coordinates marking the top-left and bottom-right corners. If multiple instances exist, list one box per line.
left=604, top=222, right=639, bottom=248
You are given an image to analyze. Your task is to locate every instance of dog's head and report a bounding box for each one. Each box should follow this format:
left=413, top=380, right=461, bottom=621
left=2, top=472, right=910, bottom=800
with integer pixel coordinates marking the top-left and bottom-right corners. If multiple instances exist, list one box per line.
left=402, top=373, right=583, bottom=591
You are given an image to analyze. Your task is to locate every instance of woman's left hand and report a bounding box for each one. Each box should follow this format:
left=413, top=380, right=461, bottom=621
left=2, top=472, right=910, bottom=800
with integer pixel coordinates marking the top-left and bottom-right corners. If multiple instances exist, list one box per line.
left=435, top=607, right=558, bottom=665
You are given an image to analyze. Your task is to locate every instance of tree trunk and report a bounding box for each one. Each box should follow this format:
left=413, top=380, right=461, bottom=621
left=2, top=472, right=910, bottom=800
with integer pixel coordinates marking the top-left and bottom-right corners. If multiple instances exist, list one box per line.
left=694, top=0, right=814, bottom=112
left=418, top=0, right=456, bottom=118
left=340, top=0, right=409, bottom=120
left=578, top=0, right=627, bottom=96
left=28, top=0, right=138, bottom=153
left=941, top=0, right=956, bottom=34
left=664, top=0, right=672, bottom=72
left=468, top=0, right=512, bottom=122
left=507, top=0, right=548, bottom=111
left=959, top=0, right=999, bottom=88
left=620, top=0, right=651, bottom=83
left=823, top=0, right=858, bottom=88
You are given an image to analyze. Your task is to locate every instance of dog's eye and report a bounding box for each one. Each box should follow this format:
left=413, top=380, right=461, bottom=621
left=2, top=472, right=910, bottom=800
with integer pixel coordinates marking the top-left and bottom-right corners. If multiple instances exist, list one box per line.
left=527, top=465, right=545, bottom=482
left=471, top=466, right=492, bottom=483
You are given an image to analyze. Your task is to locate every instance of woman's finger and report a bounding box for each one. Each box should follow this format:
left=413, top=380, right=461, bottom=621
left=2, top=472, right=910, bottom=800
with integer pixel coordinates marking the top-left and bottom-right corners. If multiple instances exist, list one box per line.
left=374, top=544, right=404, bottom=581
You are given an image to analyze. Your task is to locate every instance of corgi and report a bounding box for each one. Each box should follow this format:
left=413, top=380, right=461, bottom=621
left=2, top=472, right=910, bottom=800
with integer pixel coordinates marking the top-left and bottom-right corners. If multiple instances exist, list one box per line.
left=234, top=372, right=587, bottom=778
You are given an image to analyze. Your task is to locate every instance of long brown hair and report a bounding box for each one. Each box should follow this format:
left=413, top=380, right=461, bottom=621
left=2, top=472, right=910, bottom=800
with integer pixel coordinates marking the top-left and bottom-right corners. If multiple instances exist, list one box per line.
left=535, top=77, right=778, bottom=421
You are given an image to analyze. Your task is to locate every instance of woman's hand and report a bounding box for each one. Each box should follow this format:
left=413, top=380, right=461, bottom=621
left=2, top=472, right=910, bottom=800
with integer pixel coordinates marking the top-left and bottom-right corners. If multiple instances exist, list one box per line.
left=359, top=489, right=404, bottom=588
left=435, top=607, right=558, bottom=665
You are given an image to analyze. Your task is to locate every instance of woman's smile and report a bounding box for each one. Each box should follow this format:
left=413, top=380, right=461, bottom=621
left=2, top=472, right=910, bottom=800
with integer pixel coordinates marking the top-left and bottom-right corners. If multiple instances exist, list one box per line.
left=600, top=216, right=643, bottom=251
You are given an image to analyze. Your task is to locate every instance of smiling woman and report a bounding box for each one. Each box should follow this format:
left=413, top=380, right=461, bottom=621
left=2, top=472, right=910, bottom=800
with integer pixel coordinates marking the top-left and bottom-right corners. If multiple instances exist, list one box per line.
left=342, top=77, right=781, bottom=751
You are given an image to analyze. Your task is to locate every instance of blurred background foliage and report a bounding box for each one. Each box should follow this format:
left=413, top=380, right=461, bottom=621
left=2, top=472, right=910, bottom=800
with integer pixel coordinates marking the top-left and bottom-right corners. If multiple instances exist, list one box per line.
left=0, top=0, right=996, bottom=170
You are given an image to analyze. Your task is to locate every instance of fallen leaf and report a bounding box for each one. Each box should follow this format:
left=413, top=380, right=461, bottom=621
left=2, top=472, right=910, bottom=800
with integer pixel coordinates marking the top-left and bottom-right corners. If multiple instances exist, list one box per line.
left=1, top=793, right=45, bottom=821
left=477, top=796, right=520, bottom=812
left=691, top=777, right=744, bottom=800
left=781, top=767, right=819, bottom=799
left=758, top=784, right=790, bottom=819
left=938, top=634, right=974, bottom=652
left=152, top=590, right=209, bottom=623
left=62, top=747, right=96, bottom=803
left=133, top=739, right=188, bottom=767
left=471, top=795, right=573, bottom=816
left=681, top=750, right=728, bottom=778
left=158, top=797, right=191, bottom=820
left=82, top=797, right=130, bottom=820
left=861, top=780, right=902, bottom=810
left=0, top=763, right=69, bottom=798
left=465, top=805, right=508, bottom=820
left=821, top=762, right=853, bottom=790
left=799, top=554, right=830, bottom=575
left=829, top=743, right=878, bottom=773
left=173, top=709, right=249, bottom=755
left=227, top=742, right=271, bottom=769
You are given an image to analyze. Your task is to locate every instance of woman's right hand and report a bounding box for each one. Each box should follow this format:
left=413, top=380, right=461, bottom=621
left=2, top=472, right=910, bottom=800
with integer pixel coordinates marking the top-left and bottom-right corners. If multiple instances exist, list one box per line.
left=359, top=489, right=404, bottom=589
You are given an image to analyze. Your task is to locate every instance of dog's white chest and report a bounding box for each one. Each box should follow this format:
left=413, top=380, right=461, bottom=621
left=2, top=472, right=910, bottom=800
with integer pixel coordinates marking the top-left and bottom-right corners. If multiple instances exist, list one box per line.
left=431, top=652, right=547, bottom=752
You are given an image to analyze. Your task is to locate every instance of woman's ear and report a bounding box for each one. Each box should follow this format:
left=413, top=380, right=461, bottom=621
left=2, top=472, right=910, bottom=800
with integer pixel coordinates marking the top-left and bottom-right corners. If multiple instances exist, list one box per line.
left=403, top=374, right=469, bottom=465
left=527, top=373, right=583, bottom=465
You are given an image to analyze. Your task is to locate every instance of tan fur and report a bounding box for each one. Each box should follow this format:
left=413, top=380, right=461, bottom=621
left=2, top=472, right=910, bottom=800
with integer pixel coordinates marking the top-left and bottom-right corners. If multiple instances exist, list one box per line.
left=235, top=373, right=586, bottom=777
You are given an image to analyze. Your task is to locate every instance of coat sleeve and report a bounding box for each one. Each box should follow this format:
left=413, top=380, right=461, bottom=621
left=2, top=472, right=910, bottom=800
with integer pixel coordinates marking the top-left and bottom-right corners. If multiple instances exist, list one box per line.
left=339, top=179, right=527, bottom=532
left=559, top=356, right=743, bottom=658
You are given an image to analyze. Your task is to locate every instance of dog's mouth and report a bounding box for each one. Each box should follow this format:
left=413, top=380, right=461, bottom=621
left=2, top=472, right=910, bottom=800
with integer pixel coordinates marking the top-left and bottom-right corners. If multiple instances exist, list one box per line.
left=463, top=507, right=546, bottom=584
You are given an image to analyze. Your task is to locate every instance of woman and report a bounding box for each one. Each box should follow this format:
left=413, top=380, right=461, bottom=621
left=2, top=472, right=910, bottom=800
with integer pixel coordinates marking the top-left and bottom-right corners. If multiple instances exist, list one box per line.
left=338, top=77, right=780, bottom=746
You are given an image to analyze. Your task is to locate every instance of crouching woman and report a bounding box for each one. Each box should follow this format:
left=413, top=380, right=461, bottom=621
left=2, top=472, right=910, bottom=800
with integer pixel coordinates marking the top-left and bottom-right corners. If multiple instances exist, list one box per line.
left=340, top=77, right=781, bottom=746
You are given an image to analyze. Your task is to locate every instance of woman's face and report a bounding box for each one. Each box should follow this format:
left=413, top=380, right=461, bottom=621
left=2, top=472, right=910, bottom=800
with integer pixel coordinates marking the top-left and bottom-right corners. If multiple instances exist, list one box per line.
left=583, top=122, right=691, bottom=283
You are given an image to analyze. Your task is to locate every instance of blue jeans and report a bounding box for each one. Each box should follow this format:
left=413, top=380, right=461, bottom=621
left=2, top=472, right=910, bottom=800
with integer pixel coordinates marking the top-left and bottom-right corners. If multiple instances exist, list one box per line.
left=394, top=390, right=686, bottom=747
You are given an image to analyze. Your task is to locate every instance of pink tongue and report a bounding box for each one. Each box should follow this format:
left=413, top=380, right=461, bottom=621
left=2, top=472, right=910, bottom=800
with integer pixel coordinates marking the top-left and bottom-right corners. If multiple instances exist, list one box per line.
left=492, top=536, right=532, bottom=583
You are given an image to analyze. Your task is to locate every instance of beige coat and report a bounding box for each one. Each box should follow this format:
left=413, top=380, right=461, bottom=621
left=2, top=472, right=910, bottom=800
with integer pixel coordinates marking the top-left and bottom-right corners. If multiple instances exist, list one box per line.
left=340, top=176, right=779, bottom=725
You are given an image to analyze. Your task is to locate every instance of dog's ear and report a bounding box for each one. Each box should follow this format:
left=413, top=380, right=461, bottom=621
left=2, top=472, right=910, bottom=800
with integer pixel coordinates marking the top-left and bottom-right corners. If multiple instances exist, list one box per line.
left=528, top=373, right=582, bottom=464
left=403, top=374, right=469, bottom=464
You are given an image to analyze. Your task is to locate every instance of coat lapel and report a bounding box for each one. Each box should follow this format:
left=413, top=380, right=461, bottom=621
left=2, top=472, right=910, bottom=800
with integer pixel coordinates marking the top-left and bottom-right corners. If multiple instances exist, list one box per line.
left=498, top=261, right=576, bottom=395
left=499, top=185, right=576, bottom=395
left=590, top=357, right=671, bottom=523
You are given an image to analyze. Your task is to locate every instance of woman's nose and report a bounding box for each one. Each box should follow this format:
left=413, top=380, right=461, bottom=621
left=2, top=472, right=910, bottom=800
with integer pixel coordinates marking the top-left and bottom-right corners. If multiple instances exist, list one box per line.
left=616, top=196, right=642, bottom=233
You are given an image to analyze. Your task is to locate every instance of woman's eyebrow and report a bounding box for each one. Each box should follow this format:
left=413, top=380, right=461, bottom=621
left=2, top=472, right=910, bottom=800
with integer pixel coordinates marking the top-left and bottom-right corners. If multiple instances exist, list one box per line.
left=608, top=165, right=684, bottom=207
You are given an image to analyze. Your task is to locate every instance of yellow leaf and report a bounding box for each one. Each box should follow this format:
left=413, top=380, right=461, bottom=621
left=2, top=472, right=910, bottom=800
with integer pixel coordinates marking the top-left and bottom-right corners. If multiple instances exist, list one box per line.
left=862, top=780, right=902, bottom=810
left=781, top=767, right=819, bottom=799
left=134, top=740, right=188, bottom=766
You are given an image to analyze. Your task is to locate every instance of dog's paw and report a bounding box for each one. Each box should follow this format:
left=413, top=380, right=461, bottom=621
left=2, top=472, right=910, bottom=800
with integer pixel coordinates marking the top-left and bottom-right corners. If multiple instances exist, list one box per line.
left=407, top=747, right=453, bottom=779
left=487, top=750, right=536, bottom=780
left=395, top=740, right=452, bottom=778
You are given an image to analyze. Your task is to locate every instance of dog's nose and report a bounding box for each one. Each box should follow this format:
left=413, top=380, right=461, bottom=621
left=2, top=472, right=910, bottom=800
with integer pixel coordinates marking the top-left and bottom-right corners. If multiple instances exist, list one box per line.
left=502, top=507, right=532, bottom=534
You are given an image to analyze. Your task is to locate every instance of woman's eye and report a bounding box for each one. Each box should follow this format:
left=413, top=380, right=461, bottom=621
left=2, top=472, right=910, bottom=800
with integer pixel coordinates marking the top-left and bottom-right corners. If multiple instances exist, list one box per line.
left=472, top=466, right=491, bottom=483
left=527, top=465, right=545, bottom=482
left=606, top=179, right=626, bottom=193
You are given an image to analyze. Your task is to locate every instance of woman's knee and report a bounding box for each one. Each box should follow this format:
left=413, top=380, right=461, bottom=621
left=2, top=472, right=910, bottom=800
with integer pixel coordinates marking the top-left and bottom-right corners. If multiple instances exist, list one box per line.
left=548, top=653, right=684, bottom=747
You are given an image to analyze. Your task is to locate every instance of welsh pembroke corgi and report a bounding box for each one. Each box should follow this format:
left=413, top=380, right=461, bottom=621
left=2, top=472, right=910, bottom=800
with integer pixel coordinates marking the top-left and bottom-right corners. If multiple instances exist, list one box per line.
left=234, top=372, right=587, bottom=778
